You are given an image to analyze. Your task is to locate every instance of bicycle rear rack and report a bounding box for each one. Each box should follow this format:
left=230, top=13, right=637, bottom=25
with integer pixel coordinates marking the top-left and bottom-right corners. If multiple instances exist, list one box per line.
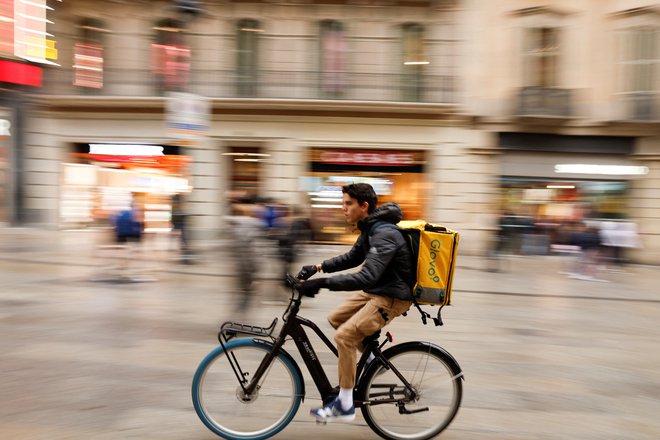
left=219, top=317, right=279, bottom=343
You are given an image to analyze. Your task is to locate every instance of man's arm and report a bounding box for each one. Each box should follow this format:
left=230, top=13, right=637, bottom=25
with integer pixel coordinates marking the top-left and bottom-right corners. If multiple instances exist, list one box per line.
left=324, top=230, right=399, bottom=291
left=318, top=234, right=367, bottom=274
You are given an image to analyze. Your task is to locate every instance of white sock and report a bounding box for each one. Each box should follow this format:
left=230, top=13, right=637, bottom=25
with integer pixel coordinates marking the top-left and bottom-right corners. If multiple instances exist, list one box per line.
left=338, top=387, right=353, bottom=411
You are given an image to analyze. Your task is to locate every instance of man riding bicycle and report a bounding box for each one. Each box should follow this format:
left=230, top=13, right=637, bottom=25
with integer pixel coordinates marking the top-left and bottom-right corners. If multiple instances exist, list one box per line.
left=297, top=183, right=413, bottom=422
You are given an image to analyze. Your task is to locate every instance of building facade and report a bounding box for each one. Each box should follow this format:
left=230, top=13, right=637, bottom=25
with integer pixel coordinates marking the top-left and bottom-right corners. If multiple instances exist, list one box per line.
left=5, top=0, right=660, bottom=262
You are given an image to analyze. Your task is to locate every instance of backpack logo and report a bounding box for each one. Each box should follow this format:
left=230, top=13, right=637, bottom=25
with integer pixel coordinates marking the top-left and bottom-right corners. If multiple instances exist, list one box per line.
left=427, top=239, right=441, bottom=282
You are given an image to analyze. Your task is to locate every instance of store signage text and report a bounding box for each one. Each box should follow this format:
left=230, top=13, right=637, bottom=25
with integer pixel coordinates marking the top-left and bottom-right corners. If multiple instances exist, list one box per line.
left=319, top=150, right=416, bottom=166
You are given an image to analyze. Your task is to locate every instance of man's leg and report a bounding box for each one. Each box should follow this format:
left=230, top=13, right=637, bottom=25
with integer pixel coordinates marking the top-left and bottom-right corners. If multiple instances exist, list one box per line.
left=327, top=291, right=371, bottom=330
left=311, top=294, right=411, bottom=422
left=335, top=295, right=412, bottom=389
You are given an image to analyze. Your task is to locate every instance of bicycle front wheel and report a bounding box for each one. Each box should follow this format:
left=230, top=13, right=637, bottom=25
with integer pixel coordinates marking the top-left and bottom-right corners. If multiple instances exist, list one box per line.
left=192, top=338, right=304, bottom=440
left=359, top=342, right=463, bottom=440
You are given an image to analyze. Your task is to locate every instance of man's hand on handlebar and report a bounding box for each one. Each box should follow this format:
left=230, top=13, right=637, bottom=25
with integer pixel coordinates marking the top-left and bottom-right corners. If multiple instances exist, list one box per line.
left=296, top=264, right=319, bottom=280
left=297, top=277, right=328, bottom=297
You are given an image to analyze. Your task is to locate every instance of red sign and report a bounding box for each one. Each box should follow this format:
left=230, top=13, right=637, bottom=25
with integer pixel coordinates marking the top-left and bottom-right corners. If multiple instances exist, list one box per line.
left=0, top=60, right=42, bottom=86
left=319, top=150, right=417, bottom=166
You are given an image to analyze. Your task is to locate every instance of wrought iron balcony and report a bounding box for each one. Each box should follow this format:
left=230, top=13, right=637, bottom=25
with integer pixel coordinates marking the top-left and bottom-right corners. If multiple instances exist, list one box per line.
left=37, top=68, right=457, bottom=104
left=624, top=92, right=658, bottom=121
left=515, top=86, right=573, bottom=118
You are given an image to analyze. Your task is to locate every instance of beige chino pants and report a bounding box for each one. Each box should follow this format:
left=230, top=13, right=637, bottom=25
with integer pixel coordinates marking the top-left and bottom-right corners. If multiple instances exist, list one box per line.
left=328, top=292, right=412, bottom=389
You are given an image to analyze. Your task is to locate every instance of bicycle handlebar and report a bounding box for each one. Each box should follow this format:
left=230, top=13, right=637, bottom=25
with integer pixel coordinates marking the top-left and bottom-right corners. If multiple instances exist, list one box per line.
left=285, top=273, right=299, bottom=288
left=285, top=273, right=303, bottom=300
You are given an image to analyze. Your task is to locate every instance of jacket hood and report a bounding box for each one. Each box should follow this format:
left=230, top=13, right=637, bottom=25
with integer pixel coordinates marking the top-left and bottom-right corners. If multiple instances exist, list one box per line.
left=358, top=202, right=403, bottom=230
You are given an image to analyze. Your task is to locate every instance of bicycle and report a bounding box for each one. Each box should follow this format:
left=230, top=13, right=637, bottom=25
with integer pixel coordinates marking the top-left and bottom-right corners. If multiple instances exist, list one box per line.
left=192, top=273, right=464, bottom=440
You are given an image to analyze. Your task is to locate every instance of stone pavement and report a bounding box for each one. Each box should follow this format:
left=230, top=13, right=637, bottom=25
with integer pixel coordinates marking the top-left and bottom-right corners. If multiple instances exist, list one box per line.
left=1, top=227, right=660, bottom=440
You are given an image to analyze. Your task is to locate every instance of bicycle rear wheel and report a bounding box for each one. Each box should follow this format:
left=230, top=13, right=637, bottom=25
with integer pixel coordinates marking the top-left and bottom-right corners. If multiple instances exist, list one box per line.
left=192, top=338, right=304, bottom=440
left=358, top=342, right=463, bottom=440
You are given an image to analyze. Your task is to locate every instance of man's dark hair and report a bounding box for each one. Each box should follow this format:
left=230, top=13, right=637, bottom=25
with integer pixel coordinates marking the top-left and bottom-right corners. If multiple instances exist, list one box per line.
left=342, top=183, right=378, bottom=214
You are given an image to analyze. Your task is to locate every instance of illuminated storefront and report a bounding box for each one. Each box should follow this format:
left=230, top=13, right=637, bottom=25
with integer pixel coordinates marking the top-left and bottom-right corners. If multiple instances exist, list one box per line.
left=499, top=178, right=629, bottom=221
left=60, top=143, right=190, bottom=231
left=497, top=134, right=645, bottom=220
left=304, top=148, right=428, bottom=243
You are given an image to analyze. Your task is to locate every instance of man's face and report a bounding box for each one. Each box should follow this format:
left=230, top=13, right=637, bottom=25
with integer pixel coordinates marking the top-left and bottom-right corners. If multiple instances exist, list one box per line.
left=342, top=193, right=370, bottom=224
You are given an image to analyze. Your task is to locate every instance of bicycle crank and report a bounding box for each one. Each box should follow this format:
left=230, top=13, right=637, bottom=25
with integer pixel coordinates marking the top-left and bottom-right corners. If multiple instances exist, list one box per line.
left=397, top=401, right=429, bottom=415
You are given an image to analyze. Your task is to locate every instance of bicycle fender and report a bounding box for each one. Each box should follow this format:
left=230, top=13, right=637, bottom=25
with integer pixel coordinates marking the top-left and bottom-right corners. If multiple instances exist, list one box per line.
left=251, top=338, right=307, bottom=401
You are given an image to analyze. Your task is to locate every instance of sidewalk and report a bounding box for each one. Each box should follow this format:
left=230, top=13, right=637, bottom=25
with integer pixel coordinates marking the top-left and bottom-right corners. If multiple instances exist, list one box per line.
left=1, top=227, right=658, bottom=302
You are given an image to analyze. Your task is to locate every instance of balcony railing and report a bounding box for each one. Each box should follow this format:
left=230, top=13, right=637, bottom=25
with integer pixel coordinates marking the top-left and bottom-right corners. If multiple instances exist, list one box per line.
left=515, top=86, right=573, bottom=117
left=624, top=92, right=658, bottom=121
left=38, top=68, right=457, bottom=104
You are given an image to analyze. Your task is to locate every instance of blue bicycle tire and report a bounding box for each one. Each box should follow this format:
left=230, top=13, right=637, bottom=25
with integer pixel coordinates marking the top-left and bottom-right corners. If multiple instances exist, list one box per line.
left=192, top=338, right=304, bottom=440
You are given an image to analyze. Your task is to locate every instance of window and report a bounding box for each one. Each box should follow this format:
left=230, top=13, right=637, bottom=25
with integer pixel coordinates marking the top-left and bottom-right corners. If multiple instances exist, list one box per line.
left=401, top=23, right=426, bottom=102
left=226, top=146, right=266, bottom=197
left=0, top=0, right=13, bottom=56
left=236, top=19, right=261, bottom=97
left=319, top=20, right=347, bottom=98
left=523, top=27, right=559, bottom=87
left=152, top=19, right=190, bottom=92
left=621, top=28, right=659, bottom=119
left=73, top=18, right=105, bottom=89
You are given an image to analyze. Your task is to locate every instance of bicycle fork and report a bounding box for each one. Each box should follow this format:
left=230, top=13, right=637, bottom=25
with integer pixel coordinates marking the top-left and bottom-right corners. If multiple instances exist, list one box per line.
left=222, top=337, right=286, bottom=399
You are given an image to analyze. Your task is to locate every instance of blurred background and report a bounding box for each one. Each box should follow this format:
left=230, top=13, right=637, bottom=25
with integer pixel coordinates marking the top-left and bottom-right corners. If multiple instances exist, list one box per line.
left=2, top=2, right=660, bottom=439
left=0, top=0, right=657, bottom=262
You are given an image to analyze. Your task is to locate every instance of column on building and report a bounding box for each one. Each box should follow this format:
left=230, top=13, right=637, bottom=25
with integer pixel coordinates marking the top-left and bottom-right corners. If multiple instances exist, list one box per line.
left=429, top=129, right=499, bottom=256
left=187, top=137, right=223, bottom=239
left=22, top=115, right=60, bottom=225
left=629, top=137, right=660, bottom=264
left=262, top=138, right=306, bottom=207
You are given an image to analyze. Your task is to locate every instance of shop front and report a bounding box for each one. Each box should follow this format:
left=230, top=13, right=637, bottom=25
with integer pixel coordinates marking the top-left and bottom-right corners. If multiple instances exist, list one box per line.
left=497, top=150, right=647, bottom=254
left=304, top=148, right=428, bottom=243
left=60, top=143, right=190, bottom=231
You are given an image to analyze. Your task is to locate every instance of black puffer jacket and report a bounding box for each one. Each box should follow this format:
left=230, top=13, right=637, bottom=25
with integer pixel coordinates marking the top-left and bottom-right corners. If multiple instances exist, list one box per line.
left=321, top=203, right=413, bottom=301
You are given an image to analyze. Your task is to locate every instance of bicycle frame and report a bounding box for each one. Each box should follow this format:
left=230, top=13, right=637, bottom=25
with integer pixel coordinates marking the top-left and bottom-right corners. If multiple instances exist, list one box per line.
left=219, top=285, right=419, bottom=408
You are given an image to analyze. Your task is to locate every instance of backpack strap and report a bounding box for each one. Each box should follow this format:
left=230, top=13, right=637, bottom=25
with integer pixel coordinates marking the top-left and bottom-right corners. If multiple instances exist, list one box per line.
left=368, top=221, right=443, bottom=326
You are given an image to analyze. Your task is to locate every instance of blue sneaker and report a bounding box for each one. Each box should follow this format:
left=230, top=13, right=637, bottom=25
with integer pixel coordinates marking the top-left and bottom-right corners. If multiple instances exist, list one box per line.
left=310, top=397, right=355, bottom=422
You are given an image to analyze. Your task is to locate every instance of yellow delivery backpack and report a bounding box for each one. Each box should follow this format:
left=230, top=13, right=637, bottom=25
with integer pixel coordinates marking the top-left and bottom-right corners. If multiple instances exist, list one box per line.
left=371, top=220, right=459, bottom=325
left=398, top=220, right=460, bottom=308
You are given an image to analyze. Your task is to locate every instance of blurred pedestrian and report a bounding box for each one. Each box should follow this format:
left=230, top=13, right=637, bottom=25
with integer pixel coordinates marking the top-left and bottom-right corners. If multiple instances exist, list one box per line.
left=569, top=222, right=605, bottom=282
left=112, top=194, right=146, bottom=280
left=225, top=201, right=265, bottom=312
left=275, top=205, right=312, bottom=286
left=601, top=220, right=641, bottom=269
left=171, top=193, right=192, bottom=264
left=487, top=211, right=515, bottom=272
left=617, top=221, right=642, bottom=264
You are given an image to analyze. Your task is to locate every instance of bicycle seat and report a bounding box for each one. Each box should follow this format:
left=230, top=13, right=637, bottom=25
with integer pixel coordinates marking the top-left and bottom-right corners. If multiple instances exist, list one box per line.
left=362, top=331, right=381, bottom=348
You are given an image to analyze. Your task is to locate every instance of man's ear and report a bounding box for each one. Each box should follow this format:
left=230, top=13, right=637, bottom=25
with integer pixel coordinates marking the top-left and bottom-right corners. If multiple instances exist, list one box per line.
left=361, top=201, right=370, bottom=212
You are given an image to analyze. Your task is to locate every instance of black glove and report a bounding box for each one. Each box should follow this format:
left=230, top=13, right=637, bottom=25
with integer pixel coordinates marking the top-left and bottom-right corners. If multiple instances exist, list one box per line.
left=298, top=278, right=328, bottom=297
left=296, top=264, right=318, bottom=280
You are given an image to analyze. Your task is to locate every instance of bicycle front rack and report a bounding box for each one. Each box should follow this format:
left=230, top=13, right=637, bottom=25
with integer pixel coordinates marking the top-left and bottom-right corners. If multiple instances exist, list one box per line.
left=218, top=317, right=279, bottom=343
